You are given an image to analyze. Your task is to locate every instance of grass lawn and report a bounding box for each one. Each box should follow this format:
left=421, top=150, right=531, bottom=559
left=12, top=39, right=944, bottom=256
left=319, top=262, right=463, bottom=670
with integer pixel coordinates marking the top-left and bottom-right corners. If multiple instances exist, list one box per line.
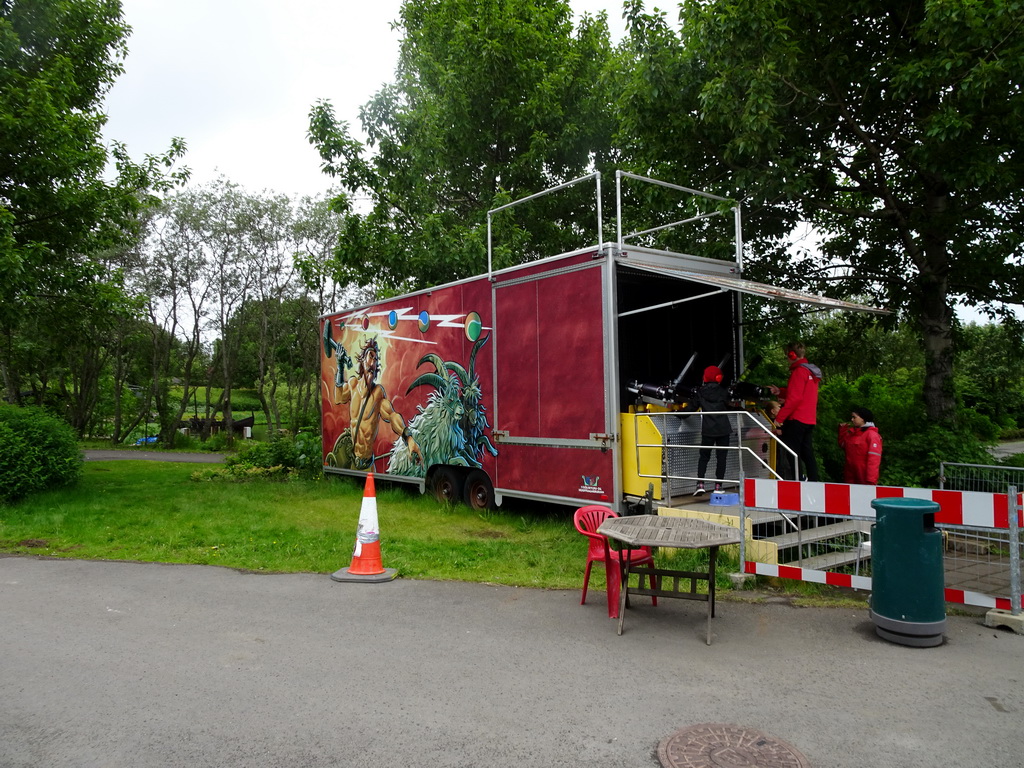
left=3, top=461, right=873, bottom=604
left=0, top=461, right=612, bottom=589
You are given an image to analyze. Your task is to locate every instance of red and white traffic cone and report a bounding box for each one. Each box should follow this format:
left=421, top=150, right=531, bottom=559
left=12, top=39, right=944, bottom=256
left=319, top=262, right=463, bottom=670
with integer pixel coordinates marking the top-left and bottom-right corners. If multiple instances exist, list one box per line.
left=330, top=473, right=397, bottom=583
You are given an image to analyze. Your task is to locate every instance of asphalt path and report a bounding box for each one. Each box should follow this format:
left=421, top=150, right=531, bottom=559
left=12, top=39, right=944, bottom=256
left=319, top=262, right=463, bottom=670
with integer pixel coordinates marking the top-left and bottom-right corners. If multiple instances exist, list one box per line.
left=1, top=557, right=1020, bottom=768
left=988, top=440, right=1024, bottom=460
left=83, top=450, right=226, bottom=463
left=84, top=441, right=1024, bottom=465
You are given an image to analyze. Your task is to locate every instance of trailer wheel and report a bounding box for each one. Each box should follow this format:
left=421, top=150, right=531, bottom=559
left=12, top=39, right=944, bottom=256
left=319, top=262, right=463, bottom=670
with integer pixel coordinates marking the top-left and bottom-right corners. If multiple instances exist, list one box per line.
left=430, top=466, right=462, bottom=504
left=462, top=470, right=494, bottom=511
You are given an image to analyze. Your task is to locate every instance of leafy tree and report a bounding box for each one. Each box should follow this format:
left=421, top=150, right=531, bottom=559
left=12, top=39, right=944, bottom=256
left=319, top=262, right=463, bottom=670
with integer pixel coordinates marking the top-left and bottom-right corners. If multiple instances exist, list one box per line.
left=105, top=314, right=167, bottom=444
left=134, top=190, right=216, bottom=445
left=307, top=0, right=616, bottom=294
left=229, top=295, right=321, bottom=435
left=798, top=312, right=924, bottom=383
left=955, top=322, right=1024, bottom=430
left=618, top=0, right=1024, bottom=423
left=141, top=183, right=332, bottom=442
left=292, top=192, right=371, bottom=313
left=0, top=0, right=187, bottom=405
left=213, top=186, right=297, bottom=436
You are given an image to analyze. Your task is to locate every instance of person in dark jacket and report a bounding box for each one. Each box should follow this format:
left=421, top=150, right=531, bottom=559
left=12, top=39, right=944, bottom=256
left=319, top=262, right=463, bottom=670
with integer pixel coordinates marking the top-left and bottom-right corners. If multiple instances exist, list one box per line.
left=838, top=406, right=883, bottom=485
left=688, top=365, right=733, bottom=495
left=770, top=342, right=822, bottom=481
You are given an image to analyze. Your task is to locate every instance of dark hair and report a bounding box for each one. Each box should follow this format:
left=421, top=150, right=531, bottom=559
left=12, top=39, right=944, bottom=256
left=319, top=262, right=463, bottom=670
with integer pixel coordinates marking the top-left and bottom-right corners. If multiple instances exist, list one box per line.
left=852, top=406, right=874, bottom=423
left=357, top=336, right=381, bottom=379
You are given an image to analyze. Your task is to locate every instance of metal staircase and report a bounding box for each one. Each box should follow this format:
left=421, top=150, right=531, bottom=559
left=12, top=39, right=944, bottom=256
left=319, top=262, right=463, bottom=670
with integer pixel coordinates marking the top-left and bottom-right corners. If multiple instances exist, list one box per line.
left=639, top=410, right=874, bottom=574
left=768, top=517, right=873, bottom=571
left=667, top=497, right=873, bottom=575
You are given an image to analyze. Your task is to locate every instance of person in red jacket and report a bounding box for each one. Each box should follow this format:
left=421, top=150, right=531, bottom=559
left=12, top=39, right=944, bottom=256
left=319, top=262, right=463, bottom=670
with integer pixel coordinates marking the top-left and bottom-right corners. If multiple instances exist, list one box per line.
left=770, top=342, right=822, bottom=481
left=838, top=406, right=883, bottom=485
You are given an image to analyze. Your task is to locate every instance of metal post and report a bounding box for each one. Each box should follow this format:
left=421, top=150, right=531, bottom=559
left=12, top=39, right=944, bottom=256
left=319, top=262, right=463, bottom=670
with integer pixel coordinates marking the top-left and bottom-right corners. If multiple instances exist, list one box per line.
left=486, top=212, right=493, bottom=278
left=738, top=416, right=747, bottom=570
left=486, top=171, right=598, bottom=276
left=1010, top=485, right=1021, bottom=616
left=733, top=204, right=744, bottom=273
left=615, top=170, right=623, bottom=247
left=734, top=411, right=743, bottom=490
left=738, top=503, right=747, bottom=572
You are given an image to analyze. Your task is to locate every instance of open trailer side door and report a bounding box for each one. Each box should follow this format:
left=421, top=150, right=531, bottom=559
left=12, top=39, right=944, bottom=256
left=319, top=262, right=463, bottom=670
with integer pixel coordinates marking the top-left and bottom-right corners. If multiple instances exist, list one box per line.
left=489, top=254, right=618, bottom=506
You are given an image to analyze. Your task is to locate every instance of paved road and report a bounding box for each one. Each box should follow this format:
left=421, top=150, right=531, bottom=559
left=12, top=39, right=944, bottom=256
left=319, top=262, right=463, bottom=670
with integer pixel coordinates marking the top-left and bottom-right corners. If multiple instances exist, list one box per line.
left=989, top=440, right=1024, bottom=460
left=83, top=450, right=226, bottom=463
left=1, top=557, right=1020, bottom=768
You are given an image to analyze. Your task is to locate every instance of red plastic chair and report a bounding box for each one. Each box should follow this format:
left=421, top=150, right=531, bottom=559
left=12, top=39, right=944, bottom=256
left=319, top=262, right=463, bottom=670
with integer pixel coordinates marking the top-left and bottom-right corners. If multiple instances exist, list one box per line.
left=573, top=505, right=657, bottom=619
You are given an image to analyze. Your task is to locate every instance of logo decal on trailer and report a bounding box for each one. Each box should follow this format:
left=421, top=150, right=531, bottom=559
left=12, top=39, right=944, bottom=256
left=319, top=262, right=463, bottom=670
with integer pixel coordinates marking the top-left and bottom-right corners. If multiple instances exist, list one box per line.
left=579, top=476, right=604, bottom=495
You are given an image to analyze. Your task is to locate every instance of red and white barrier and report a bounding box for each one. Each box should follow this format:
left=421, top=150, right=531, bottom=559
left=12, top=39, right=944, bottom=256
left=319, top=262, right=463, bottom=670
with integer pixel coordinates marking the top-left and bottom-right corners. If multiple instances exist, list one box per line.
left=744, top=560, right=872, bottom=591
left=743, top=478, right=1022, bottom=529
left=744, top=561, right=1016, bottom=612
left=742, top=478, right=1022, bottom=611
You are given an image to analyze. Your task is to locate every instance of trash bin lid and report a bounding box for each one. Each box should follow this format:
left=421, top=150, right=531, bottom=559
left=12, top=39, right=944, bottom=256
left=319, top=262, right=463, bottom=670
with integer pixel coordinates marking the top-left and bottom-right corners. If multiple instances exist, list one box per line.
left=870, top=496, right=940, bottom=513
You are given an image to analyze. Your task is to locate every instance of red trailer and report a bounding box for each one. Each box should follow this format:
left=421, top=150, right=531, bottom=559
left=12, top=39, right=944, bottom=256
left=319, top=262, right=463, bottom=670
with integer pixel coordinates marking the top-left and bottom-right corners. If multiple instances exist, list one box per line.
left=319, top=172, right=884, bottom=512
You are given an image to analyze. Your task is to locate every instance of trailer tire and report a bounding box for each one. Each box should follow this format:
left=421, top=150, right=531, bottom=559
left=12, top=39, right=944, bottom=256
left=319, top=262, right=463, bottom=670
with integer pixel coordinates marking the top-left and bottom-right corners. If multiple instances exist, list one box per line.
left=462, top=469, right=494, bottom=511
left=430, top=466, right=462, bottom=504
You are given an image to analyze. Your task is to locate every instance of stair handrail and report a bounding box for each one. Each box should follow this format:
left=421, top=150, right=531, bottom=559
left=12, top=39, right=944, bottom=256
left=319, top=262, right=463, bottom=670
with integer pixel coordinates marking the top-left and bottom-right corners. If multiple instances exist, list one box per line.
left=629, top=409, right=799, bottom=490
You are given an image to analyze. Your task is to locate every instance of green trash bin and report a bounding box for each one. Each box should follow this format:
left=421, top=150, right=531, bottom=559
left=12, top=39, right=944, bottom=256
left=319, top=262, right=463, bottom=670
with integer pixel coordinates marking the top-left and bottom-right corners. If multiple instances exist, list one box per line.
left=869, top=497, right=947, bottom=647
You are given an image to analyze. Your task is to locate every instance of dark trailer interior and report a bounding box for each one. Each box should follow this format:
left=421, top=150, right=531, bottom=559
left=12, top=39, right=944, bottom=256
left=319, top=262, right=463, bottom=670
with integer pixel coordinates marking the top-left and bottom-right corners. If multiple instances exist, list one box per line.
left=615, top=262, right=742, bottom=411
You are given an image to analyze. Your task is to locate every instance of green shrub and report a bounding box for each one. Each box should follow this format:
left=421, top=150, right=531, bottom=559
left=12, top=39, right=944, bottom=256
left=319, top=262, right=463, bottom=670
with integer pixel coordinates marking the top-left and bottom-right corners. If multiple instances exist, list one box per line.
left=203, top=432, right=230, bottom=452
left=999, top=453, right=1024, bottom=468
left=196, top=432, right=322, bottom=482
left=880, top=424, right=991, bottom=487
left=171, top=432, right=203, bottom=450
left=231, top=439, right=294, bottom=470
left=0, top=404, right=83, bottom=503
left=292, top=432, right=323, bottom=478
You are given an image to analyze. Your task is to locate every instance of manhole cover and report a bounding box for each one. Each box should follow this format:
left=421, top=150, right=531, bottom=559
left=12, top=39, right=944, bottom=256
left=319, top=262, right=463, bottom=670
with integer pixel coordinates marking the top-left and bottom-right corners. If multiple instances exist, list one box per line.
left=658, top=723, right=811, bottom=768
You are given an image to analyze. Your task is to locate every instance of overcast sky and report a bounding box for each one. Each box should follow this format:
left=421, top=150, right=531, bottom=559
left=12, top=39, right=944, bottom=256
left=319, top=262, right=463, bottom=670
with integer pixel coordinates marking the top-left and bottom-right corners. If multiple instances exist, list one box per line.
left=101, top=0, right=646, bottom=201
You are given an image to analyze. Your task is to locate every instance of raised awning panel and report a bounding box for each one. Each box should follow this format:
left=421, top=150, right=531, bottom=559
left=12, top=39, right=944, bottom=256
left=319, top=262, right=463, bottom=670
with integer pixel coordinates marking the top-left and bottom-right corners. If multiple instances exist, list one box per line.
left=621, top=260, right=890, bottom=315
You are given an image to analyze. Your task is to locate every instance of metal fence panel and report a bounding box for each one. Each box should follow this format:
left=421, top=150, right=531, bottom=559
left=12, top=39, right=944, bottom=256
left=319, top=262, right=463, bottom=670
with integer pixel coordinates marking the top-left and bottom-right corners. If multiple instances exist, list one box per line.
left=940, top=463, right=1022, bottom=614
left=939, top=461, right=1024, bottom=493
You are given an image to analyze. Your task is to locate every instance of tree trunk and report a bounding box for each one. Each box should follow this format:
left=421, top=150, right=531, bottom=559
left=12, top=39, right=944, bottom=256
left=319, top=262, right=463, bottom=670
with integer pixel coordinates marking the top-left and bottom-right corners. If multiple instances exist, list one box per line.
left=917, top=263, right=956, bottom=423
left=201, top=383, right=214, bottom=441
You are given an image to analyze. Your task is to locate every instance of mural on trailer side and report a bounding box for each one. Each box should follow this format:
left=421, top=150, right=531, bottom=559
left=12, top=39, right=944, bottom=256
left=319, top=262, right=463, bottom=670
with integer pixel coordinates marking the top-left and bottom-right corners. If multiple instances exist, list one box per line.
left=322, top=309, right=498, bottom=477
left=323, top=333, right=423, bottom=470
left=388, top=334, right=498, bottom=476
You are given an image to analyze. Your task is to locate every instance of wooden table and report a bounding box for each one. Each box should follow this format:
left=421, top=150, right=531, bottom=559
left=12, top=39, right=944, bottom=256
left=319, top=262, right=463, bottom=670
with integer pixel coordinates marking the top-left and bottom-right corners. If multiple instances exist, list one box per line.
left=597, top=515, right=742, bottom=645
